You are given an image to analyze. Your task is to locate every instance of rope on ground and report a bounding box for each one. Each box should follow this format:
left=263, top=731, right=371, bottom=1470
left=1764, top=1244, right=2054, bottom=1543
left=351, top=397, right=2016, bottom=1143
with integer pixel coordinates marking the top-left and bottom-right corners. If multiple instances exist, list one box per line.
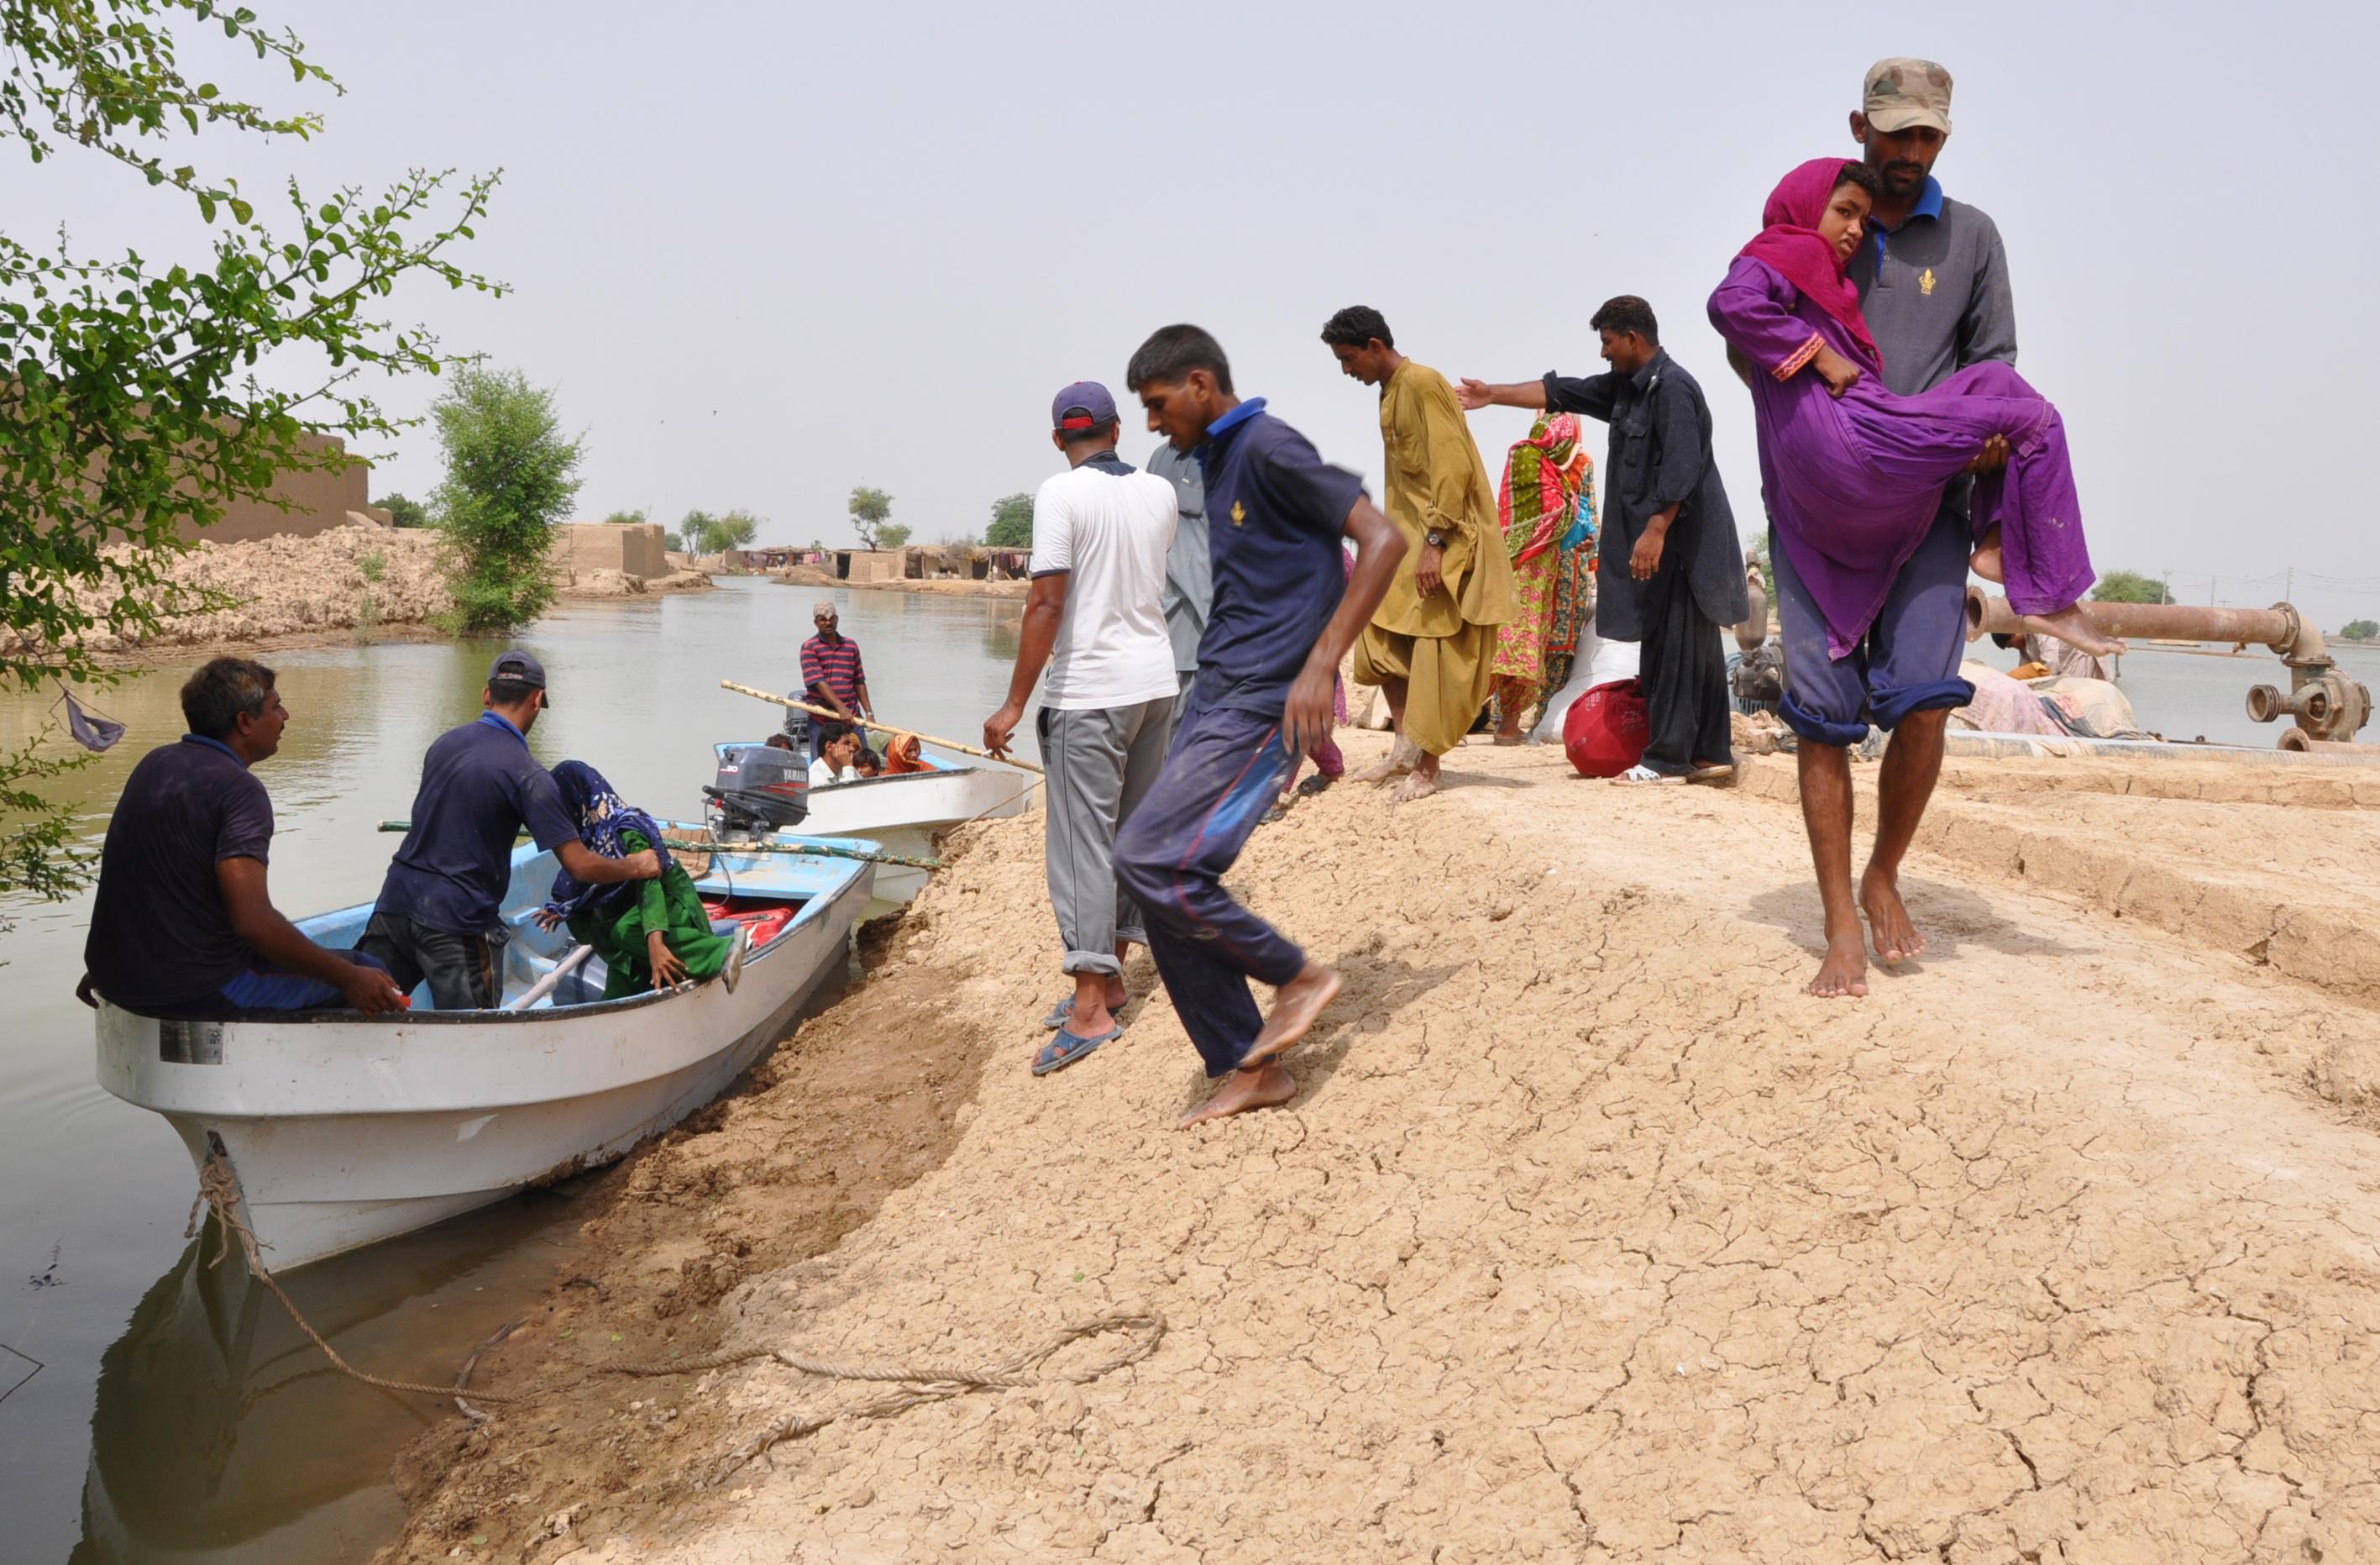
left=686, top=1310, right=1166, bottom=1487
left=189, top=1148, right=1164, bottom=1468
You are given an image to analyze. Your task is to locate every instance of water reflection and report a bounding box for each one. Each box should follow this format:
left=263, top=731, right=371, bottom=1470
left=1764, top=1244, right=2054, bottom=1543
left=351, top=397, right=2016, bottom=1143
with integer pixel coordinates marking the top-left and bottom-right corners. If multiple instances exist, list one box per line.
left=71, top=1196, right=585, bottom=1565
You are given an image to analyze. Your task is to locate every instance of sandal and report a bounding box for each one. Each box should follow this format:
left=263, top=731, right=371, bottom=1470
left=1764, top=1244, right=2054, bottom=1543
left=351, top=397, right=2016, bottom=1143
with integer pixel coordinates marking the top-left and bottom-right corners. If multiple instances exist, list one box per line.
left=1032, top=1021, right=1123, bottom=1076
left=1610, top=764, right=1686, bottom=785
left=1294, top=774, right=1335, bottom=798
left=1685, top=762, right=1737, bottom=785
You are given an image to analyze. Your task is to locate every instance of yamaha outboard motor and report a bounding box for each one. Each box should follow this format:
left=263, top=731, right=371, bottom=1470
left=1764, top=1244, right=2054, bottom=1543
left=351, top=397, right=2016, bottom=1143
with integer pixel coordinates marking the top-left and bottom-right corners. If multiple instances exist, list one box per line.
left=704, top=743, right=810, bottom=835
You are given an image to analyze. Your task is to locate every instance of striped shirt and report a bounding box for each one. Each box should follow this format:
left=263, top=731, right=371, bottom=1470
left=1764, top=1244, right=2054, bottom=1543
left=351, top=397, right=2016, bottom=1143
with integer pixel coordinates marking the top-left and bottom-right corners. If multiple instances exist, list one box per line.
left=799, top=633, right=866, bottom=711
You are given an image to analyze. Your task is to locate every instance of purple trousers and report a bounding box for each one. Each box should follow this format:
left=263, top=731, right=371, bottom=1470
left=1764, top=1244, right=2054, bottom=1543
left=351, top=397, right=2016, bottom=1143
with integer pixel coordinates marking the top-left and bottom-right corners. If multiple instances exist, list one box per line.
left=1769, top=360, right=2097, bottom=658
left=1114, top=700, right=1303, bottom=1078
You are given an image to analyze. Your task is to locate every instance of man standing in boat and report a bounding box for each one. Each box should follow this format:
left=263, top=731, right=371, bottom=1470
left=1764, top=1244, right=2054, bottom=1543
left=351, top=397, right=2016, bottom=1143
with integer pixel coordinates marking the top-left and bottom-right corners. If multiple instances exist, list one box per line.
left=77, top=657, right=409, bottom=1017
left=797, top=601, right=873, bottom=762
left=360, top=651, right=663, bottom=1010
left=983, top=381, right=1180, bottom=1076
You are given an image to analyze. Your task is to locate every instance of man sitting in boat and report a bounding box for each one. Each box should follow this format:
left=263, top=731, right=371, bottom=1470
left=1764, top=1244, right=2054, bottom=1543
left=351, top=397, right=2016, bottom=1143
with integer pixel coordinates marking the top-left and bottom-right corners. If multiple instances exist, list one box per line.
left=76, top=657, right=410, bottom=1018
left=532, top=761, right=743, bottom=996
left=809, top=722, right=864, bottom=787
left=360, top=651, right=663, bottom=1010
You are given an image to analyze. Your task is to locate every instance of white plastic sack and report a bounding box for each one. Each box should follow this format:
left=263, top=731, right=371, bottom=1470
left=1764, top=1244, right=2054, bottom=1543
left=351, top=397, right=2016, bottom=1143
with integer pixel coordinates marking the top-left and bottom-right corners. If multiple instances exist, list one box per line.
left=1528, top=628, right=1638, bottom=743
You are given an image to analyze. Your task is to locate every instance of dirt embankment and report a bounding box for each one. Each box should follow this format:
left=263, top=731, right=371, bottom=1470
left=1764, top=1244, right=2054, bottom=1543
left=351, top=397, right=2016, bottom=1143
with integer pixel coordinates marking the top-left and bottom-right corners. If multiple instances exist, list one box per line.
left=385, top=737, right=2380, bottom=1564
left=556, top=565, right=716, bottom=600
left=8, top=528, right=716, bottom=663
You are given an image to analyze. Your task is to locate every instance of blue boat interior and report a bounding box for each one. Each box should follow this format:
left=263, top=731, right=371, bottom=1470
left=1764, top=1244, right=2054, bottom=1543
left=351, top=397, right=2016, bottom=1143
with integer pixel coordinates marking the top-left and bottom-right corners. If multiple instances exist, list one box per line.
left=291, top=827, right=873, bottom=1014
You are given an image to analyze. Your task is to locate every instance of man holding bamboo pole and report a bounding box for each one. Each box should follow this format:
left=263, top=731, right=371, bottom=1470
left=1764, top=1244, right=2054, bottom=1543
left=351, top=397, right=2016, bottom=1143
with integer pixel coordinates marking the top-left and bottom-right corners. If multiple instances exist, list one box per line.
left=983, top=381, right=1179, bottom=1077
left=796, top=602, right=873, bottom=763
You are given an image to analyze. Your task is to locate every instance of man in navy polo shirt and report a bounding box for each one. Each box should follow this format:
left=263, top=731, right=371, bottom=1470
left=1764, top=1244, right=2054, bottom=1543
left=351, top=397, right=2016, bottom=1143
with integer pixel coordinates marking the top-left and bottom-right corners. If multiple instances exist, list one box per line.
left=360, top=650, right=661, bottom=1009
left=1116, top=324, right=1406, bottom=1128
left=78, top=658, right=407, bottom=1018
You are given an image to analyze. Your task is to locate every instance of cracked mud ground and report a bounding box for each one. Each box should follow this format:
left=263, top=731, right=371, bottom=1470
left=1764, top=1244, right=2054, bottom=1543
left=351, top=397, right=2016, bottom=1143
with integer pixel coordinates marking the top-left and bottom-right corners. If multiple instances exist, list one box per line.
left=389, top=737, right=2380, bottom=1564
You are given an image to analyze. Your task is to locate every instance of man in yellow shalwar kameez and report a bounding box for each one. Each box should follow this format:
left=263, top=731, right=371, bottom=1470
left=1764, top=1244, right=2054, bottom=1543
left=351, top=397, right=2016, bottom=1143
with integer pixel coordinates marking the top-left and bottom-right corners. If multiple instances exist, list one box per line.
left=1322, top=306, right=1515, bottom=802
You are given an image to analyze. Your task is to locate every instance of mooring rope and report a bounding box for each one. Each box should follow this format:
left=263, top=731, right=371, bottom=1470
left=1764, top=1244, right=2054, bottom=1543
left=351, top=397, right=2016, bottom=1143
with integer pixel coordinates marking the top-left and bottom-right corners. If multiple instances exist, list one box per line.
left=190, top=1153, right=532, bottom=1402
left=189, top=1149, right=1163, bottom=1459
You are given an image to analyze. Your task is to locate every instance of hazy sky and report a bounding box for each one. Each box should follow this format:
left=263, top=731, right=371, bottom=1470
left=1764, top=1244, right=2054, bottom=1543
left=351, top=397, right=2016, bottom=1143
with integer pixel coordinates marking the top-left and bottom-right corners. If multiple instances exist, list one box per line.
left=13, top=1, right=2380, bottom=627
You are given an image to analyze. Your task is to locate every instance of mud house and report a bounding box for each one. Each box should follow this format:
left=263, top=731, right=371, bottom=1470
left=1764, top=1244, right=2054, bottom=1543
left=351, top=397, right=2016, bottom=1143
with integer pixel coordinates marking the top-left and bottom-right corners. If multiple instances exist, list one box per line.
left=173, top=431, right=393, bottom=543
left=553, top=521, right=669, bottom=580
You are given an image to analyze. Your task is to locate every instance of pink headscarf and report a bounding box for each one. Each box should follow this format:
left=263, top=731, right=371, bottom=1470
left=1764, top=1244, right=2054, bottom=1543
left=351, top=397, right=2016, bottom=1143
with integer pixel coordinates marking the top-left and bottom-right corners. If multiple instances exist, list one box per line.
left=1738, top=157, right=1879, bottom=364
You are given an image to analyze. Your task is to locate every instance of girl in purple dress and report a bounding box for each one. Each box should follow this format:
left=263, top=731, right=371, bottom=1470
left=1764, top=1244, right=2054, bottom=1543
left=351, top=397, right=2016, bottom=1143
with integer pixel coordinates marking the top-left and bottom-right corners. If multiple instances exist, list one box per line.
left=1707, top=157, right=2121, bottom=664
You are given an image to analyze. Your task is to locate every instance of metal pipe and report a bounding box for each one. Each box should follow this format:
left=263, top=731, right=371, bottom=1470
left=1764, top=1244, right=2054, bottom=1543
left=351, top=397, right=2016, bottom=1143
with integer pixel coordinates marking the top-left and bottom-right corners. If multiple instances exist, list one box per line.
left=2276, top=732, right=2380, bottom=756
left=1966, top=588, right=2369, bottom=743
left=1963, top=588, right=2295, bottom=651
left=2246, top=682, right=2330, bottom=724
left=506, top=944, right=594, bottom=1011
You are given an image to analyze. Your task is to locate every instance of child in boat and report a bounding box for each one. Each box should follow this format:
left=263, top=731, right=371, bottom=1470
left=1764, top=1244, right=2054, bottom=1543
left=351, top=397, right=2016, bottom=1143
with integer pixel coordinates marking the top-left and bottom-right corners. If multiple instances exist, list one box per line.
left=533, top=760, right=741, bottom=998
left=1706, top=156, right=2121, bottom=666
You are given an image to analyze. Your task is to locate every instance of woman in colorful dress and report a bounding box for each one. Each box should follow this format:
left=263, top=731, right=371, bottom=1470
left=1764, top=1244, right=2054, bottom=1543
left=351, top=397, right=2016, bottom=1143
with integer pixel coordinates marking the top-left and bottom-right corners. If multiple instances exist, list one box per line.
left=1487, top=413, right=1597, bottom=741
left=534, top=760, right=739, bottom=998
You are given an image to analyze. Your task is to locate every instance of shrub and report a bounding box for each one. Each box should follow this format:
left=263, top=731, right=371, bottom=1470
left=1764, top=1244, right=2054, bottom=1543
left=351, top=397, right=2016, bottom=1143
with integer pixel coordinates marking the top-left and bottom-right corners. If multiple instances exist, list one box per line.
left=2091, top=570, right=2172, bottom=606
left=432, top=366, right=584, bottom=633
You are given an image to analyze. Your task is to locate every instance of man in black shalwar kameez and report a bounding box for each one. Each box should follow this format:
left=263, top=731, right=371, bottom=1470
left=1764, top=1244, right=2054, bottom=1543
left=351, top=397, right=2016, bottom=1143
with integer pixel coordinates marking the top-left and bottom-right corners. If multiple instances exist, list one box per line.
left=1459, top=295, right=1748, bottom=780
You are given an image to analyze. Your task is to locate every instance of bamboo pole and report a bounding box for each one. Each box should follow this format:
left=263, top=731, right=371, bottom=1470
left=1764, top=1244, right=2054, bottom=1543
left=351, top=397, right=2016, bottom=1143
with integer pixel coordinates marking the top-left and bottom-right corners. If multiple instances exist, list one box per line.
left=373, top=822, right=942, bottom=872
left=718, top=680, right=1045, bottom=775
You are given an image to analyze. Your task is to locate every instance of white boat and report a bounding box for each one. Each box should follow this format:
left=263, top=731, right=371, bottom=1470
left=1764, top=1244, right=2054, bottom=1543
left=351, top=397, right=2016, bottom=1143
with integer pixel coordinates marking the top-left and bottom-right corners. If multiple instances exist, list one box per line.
left=93, top=828, right=874, bottom=1272
left=713, top=743, right=1035, bottom=918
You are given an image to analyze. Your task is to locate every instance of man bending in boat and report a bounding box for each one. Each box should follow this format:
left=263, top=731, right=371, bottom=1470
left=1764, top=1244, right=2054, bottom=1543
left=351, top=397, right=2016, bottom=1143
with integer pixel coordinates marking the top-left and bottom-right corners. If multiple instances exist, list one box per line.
left=361, top=651, right=662, bottom=1010
left=76, top=658, right=409, bottom=1017
left=532, top=761, right=742, bottom=996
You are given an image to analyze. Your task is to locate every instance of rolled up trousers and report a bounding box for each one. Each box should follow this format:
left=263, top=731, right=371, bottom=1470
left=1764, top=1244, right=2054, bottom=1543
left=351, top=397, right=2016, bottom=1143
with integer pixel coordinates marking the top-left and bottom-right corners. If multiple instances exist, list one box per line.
left=1114, top=698, right=1304, bottom=1077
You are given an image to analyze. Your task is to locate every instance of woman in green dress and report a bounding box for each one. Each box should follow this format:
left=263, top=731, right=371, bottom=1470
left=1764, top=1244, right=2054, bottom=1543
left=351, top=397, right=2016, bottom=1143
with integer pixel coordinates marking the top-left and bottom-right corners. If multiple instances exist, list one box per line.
left=534, top=760, right=738, bottom=998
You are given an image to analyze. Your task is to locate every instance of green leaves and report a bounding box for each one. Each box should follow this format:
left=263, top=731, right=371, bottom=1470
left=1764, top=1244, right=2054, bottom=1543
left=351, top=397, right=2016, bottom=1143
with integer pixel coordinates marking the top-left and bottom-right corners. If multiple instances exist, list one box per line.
left=0, top=2, right=506, bottom=917
left=431, top=366, right=579, bottom=633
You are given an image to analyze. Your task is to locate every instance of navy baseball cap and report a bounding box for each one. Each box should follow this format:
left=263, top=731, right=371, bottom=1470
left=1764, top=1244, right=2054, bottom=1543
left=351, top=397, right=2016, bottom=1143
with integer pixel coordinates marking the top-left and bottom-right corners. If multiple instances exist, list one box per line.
left=488, top=648, right=552, bottom=706
left=1051, top=381, right=1118, bottom=432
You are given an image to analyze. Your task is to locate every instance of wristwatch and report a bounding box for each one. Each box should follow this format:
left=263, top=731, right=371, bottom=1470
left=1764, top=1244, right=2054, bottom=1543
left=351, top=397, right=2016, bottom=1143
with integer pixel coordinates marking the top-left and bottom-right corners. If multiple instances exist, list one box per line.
left=1424, top=530, right=1448, bottom=549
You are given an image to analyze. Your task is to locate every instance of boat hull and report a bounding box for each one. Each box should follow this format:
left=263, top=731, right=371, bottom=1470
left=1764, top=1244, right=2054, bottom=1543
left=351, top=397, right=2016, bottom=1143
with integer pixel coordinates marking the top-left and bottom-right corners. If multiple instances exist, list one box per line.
left=95, top=841, right=871, bottom=1271
left=758, top=763, right=1033, bottom=919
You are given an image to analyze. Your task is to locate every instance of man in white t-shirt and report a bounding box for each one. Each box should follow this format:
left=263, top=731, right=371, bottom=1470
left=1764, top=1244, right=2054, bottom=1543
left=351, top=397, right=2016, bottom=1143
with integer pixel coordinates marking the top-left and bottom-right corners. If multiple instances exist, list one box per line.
left=984, top=381, right=1179, bottom=1076
left=807, top=724, right=862, bottom=788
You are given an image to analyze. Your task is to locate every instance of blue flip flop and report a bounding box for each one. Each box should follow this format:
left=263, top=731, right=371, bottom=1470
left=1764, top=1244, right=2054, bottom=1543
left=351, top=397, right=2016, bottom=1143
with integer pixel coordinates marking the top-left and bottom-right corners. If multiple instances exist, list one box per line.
left=1032, top=1021, right=1123, bottom=1076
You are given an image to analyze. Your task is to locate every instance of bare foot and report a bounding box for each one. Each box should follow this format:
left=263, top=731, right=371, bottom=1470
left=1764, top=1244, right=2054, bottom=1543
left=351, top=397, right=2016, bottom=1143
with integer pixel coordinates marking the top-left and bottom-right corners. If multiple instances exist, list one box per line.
left=1240, top=962, right=1342, bottom=1070
left=1177, top=1062, right=1298, bottom=1127
left=1858, top=864, right=1927, bottom=964
left=1807, top=930, right=1869, bottom=998
left=1350, top=735, right=1419, bottom=785
left=1969, top=523, right=2004, bottom=584
left=2019, top=603, right=2127, bottom=659
left=1387, top=761, right=1440, bottom=804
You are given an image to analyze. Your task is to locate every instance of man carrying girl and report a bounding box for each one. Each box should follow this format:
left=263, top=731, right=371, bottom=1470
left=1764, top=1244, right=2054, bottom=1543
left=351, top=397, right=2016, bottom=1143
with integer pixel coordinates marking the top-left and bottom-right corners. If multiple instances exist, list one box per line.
left=1706, top=57, right=2118, bottom=997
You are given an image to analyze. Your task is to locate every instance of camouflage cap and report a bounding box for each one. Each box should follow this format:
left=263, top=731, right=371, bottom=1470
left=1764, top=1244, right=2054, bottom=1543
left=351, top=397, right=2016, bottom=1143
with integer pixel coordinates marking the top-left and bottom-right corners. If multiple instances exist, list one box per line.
left=1864, top=57, right=1953, bottom=135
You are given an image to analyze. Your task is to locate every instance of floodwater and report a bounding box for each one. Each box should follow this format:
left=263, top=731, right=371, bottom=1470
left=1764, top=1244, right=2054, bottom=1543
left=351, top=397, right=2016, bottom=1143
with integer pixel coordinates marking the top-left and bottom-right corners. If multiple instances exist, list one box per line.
left=2, top=575, right=2373, bottom=1562
left=0, top=578, right=1028, bottom=1563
